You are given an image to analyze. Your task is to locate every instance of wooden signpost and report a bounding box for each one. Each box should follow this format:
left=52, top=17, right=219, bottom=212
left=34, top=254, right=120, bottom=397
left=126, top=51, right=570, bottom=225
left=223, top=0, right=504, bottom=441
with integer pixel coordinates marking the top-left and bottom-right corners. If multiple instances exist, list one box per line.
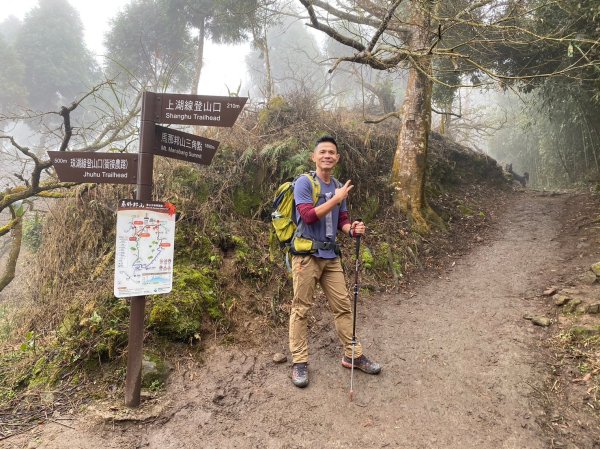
left=49, top=91, right=247, bottom=407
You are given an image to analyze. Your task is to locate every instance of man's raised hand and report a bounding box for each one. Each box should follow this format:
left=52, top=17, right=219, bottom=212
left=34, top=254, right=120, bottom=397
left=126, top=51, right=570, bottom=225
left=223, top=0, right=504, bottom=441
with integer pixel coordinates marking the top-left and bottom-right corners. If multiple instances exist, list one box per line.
left=335, top=180, right=354, bottom=201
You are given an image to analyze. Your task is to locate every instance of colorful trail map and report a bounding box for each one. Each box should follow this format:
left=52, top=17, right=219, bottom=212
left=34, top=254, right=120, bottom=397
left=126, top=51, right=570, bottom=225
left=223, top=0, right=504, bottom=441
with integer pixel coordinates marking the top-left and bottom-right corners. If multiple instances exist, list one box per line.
left=114, top=200, right=176, bottom=298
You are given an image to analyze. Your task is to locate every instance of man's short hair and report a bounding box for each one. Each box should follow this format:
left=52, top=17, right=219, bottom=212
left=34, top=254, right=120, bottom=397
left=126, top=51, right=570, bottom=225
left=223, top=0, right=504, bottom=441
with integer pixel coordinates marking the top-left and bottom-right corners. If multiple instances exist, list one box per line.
left=315, top=135, right=337, bottom=150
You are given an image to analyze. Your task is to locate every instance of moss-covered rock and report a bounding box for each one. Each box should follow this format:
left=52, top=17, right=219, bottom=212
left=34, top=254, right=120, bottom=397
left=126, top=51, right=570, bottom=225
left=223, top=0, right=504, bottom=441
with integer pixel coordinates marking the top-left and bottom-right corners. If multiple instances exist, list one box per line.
left=580, top=271, right=597, bottom=285
left=568, top=325, right=600, bottom=339
left=553, top=294, right=571, bottom=306
left=563, top=299, right=582, bottom=314
left=148, top=267, right=222, bottom=341
left=141, top=354, right=170, bottom=389
left=585, top=303, right=600, bottom=314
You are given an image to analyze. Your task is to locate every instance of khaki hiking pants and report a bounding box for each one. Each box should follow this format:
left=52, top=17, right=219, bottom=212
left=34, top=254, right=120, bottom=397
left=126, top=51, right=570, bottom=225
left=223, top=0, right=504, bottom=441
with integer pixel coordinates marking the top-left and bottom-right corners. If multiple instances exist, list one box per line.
left=289, top=255, right=363, bottom=364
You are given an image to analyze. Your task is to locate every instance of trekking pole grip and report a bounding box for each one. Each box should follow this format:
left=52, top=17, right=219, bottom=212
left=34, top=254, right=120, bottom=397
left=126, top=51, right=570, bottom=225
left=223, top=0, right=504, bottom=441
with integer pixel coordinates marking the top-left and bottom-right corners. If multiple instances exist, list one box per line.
left=353, top=218, right=362, bottom=259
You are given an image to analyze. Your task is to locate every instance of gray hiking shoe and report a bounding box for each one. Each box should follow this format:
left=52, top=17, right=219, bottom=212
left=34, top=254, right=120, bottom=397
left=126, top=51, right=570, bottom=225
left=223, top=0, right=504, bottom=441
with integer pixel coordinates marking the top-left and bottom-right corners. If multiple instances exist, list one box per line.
left=291, top=362, right=309, bottom=388
left=341, top=354, right=381, bottom=375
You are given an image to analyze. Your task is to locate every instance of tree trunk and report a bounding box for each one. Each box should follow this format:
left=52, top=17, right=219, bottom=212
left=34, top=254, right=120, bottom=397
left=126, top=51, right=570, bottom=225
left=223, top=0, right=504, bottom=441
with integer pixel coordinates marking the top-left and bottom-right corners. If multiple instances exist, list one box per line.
left=262, top=27, right=274, bottom=102
left=0, top=213, right=23, bottom=293
left=439, top=113, right=448, bottom=134
left=250, top=17, right=274, bottom=102
left=191, top=19, right=206, bottom=95
left=391, top=0, right=439, bottom=233
left=439, top=101, right=452, bottom=135
left=556, top=146, right=574, bottom=184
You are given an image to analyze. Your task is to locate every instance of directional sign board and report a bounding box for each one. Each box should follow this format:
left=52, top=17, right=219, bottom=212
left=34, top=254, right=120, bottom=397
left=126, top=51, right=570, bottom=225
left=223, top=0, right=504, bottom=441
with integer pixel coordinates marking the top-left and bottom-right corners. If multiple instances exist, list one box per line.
left=114, top=199, right=176, bottom=298
left=153, top=93, right=247, bottom=127
left=152, top=125, right=220, bottom=165
left=48, top=151, right=138, bottom=184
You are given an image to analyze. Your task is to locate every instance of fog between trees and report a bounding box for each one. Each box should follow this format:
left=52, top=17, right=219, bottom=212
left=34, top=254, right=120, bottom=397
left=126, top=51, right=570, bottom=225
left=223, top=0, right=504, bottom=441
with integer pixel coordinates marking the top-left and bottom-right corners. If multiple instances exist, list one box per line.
left=0, top=0, right=598, bottom=288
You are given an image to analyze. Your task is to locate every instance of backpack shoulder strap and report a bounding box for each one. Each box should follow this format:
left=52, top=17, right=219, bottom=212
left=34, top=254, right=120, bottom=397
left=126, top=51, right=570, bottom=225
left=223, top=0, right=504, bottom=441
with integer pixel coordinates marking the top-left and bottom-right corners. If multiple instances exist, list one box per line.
left=331, top=175, right=342, bottom=189
left=302, top=171, right=321, bottom=205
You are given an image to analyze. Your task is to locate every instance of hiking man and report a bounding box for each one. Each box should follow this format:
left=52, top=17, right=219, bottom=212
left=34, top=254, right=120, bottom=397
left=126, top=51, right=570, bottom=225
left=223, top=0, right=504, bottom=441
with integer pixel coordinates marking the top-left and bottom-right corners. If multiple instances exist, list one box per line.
left=289, top=135, right=381, bottom=388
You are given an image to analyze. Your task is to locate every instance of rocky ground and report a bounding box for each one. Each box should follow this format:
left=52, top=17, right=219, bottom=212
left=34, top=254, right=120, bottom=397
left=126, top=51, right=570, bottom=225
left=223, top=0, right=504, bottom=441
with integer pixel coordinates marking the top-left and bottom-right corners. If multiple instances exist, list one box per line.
left=2, top=189, right=600, bottom=449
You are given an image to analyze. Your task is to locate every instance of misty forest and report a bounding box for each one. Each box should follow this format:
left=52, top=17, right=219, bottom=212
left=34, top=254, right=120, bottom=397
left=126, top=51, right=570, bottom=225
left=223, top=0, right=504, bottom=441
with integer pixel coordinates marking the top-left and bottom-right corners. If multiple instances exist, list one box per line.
left=1, top=0, right=600, bottom=448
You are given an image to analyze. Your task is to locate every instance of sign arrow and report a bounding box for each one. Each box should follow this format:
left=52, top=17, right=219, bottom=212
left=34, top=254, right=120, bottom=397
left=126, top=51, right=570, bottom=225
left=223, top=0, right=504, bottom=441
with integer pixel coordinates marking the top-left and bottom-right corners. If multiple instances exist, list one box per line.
left=48, top=151, right=138, bottom=184
left=150, top=93, right=247, bottom=127
left=152, top=126, right=220, bottom=165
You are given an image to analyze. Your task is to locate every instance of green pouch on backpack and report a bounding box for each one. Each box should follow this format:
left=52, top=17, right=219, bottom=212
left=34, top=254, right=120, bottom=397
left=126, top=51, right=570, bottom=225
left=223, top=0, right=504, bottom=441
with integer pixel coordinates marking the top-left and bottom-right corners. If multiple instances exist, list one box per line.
left=291, top=236, right=314, bottom=254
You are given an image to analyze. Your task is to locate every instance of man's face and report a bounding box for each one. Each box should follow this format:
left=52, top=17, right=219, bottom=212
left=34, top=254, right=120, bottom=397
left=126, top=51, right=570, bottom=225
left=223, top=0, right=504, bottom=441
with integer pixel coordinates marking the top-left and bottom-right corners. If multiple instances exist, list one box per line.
left=312, top=141, right=340, bottom=171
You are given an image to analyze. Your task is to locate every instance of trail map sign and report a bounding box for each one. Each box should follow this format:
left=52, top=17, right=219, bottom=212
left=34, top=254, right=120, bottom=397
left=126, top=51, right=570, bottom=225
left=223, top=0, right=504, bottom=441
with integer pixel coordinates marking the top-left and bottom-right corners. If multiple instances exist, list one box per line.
left=152, top=125, right=220, bottom=165
left=48, top=151, right=138, bottom=184
left=114, top=200, right=176, bottom=298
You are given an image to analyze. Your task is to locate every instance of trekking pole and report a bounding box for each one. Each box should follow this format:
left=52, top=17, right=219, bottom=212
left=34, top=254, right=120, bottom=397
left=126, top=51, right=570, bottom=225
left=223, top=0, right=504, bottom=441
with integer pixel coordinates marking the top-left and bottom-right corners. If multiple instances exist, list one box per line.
left=350, top=219, right=362, bottom=401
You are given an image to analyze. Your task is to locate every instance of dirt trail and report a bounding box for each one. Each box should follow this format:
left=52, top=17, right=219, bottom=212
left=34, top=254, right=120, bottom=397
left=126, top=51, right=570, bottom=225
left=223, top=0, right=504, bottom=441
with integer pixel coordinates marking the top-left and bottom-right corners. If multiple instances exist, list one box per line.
left=6, top=192, right=580, bottom=449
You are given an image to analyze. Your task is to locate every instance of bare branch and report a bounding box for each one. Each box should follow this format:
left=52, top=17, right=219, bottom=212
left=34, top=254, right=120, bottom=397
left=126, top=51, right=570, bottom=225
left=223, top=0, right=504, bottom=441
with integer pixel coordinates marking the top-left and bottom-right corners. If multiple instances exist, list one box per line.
left=432, top=108, right=462, bottom=118
left=299, top=0, right=366, bottom=52
left=0, top=136, right=41, bottom=165
left=81, top=90, right=142, bottom=152
left=363, top=111, right=401, bottom=124
left=0, top=216, right=22, bottom=238
left=367, top=0, right=404, bottom=52
left=303, top=0, right=410, bottom=32
left=1, top=181, right=79, bottom=214
left=452, top=0, right=495, bottom=22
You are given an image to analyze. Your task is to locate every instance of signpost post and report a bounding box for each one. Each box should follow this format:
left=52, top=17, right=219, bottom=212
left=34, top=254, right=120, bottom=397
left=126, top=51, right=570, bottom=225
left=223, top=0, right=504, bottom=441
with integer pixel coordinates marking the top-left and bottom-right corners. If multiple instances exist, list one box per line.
left=49, top=90, right=247, bottom=408
left=124, top=91, right=156, bottom=407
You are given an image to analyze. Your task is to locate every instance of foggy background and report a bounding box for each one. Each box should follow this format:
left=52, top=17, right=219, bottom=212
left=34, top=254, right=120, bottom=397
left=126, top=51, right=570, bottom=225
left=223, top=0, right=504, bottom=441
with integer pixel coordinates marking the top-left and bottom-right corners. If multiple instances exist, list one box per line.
left=1, top=0, right=598, bottom=191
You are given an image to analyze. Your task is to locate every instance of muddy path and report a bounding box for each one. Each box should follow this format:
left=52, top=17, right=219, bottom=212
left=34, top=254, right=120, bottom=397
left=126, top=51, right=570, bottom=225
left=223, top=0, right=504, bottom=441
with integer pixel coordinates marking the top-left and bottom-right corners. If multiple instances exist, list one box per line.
left=5, top=192, right=591, bottom=449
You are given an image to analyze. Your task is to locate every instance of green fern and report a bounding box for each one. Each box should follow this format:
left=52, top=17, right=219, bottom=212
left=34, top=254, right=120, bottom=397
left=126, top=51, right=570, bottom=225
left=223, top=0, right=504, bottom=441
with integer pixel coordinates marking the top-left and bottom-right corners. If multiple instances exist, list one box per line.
left=239, top=147, right=257, bottom=166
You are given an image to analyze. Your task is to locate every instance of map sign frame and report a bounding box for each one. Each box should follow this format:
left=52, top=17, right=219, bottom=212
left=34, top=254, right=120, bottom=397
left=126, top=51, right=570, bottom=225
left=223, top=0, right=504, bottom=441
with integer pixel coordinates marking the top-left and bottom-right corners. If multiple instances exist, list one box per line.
left=114, top=199, right=176, bottom=298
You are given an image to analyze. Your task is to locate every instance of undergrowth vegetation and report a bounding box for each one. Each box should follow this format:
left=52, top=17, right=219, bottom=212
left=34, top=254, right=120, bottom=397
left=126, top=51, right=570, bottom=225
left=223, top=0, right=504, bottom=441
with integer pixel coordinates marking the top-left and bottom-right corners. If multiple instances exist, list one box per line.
left=555, top=327, right=600, bottom=411
left=0, top=95, right=505, bottom=418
